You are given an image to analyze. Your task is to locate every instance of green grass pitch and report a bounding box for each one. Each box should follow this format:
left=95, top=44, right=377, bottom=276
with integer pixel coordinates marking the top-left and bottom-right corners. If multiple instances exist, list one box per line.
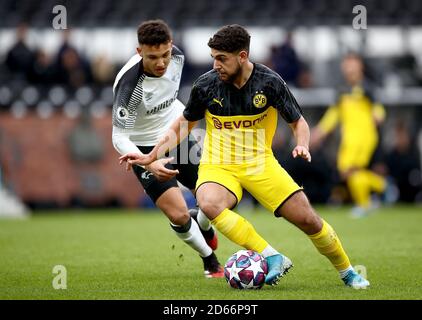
left=1, top=205, right=421, bottom=300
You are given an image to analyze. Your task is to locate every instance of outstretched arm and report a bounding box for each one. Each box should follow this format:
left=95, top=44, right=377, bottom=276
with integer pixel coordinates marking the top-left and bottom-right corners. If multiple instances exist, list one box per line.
left=288, top=116, right=312, bottom=162
left=119, top=115, right=197, bottom=168
left=113, top=127, right=179, bottom=181
left=310, top=104, right=339, bottom=150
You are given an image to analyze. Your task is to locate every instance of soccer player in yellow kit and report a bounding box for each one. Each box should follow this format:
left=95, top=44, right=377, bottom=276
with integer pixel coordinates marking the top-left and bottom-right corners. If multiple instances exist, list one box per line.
left=311, top=53, right=387, bottom=217
left=120, top=25, right=369, bottom=289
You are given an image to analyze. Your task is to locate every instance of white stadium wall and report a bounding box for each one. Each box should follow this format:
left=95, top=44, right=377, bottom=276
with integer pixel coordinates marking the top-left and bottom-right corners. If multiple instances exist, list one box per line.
left=1, top=26, right=422, bottom=66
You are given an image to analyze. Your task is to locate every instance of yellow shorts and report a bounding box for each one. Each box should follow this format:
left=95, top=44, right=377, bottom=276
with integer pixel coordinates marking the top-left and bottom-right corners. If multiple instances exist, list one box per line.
left=196, top=155, right=303, bottom=214
left=337, top=139, right=377, bottom=173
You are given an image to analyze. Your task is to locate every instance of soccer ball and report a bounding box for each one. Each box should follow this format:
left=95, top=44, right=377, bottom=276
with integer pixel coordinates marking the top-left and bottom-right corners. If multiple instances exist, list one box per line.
left=224, top=250, right=268, bottom=289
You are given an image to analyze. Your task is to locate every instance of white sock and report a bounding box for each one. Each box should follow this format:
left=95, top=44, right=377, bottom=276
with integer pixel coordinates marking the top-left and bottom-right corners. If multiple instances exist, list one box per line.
left=197, top=208, right=212, bottom=231
left=260, top=245, right=280, bottom=258
left=339, top=266, right=354, bottom=278
left=171, top=218, right=212, bottom=258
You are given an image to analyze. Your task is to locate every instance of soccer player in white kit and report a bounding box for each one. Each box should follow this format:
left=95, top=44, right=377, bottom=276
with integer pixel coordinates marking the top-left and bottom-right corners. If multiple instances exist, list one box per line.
left=112, top=20, right=223, bottom=278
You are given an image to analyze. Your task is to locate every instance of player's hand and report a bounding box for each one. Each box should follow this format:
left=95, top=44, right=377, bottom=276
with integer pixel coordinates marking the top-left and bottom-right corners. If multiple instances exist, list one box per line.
left=292, top=145, right=312, bottom=162
left=145, top=158, right=179, bottom=182
left=119, top=153, right=155, bottom=171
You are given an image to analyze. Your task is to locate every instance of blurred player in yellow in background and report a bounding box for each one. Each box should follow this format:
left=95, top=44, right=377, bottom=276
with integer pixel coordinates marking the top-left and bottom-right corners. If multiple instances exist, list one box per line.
left=311, top=53, right=388, bottom=217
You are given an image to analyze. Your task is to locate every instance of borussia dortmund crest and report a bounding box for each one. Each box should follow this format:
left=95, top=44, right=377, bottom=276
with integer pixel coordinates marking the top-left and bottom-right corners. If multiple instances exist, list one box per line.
left=253, top=92, right=267, bottom=108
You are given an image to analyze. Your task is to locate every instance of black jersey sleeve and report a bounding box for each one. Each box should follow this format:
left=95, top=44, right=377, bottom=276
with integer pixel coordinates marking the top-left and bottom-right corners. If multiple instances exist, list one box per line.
left=183, top=83, right=207, bottom=121
left=271, top=77, right=303, bottom=123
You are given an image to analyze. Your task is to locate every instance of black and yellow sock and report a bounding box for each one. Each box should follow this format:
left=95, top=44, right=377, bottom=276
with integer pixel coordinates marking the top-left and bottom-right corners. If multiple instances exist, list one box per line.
left=211, top=208, right=268, bottom=253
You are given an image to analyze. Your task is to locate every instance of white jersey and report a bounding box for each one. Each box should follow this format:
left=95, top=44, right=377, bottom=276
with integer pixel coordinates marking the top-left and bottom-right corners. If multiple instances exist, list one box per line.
left=112, top=46, right=185, bottom=155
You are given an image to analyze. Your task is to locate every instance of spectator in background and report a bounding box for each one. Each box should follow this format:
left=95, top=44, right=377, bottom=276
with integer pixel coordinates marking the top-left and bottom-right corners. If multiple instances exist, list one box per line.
left=29, top=49, right=55, bottom=85
left=56, top=47, right=92, bottom=88
left=386, top=121, right=421, bottom=202
left=311, top=53, right=389, bottom=217
left=268, top=32, right=301, bottom=87
left=5, top=23, right=34, bottom=81
left=55, top=28, right=75, bottom=66
left=55, top=29, right=92, bottom=88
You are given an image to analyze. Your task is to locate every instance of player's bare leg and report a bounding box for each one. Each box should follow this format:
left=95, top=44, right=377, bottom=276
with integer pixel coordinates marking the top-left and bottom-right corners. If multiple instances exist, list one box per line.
left=277, top=191, right=370, bottom=289
left=188, top=188, right=218, bottom=250
left=156, top=187, right=190, bottom=225
left=276, top=191, right=323, bottom=235
left=195, top=183, right=237, bottom=220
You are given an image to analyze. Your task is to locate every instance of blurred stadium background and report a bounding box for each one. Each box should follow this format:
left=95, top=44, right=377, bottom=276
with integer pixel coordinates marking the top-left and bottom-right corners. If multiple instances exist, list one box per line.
left=0, top=0, right=421, bottom=216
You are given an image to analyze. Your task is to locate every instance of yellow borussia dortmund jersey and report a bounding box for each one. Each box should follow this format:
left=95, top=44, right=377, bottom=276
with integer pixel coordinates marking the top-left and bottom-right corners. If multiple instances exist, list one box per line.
left=183, top=63, right=303, bottom=165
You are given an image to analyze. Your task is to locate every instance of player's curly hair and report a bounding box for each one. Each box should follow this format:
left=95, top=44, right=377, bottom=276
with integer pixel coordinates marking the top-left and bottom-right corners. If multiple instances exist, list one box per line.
left=137, top=19, right=172, bottom=45
left=208, top=24, right=250, bottom=53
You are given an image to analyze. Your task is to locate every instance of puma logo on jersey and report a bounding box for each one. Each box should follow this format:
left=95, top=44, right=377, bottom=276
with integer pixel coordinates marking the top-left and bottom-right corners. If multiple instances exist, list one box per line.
left=213, top=98, right=224, bottom=107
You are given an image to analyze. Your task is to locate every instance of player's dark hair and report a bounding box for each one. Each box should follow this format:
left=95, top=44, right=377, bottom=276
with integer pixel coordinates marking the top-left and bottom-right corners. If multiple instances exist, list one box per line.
left=208, top=24, right=250, bottom=53
left=137, top=20, right=172, bottom=45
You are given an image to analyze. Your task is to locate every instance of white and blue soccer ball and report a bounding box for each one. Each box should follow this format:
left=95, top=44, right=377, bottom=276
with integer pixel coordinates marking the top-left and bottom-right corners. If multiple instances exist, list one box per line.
left=224, top=250, right=268, bottom=289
